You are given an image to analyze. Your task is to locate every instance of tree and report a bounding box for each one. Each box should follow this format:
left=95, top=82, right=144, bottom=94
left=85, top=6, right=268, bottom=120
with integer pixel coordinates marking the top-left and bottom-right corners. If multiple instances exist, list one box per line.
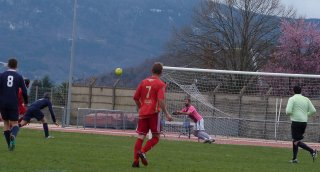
left=263, top=19, right=320, bottom=97
left=264, top=19, right=320, bottom=74
left=164, top=0, right=294, bottom=94
left=29, top=75, right=55, bottom=103
left=52, top=82, right=68, bottom=106
left=166, top=0, right=294, bottom=71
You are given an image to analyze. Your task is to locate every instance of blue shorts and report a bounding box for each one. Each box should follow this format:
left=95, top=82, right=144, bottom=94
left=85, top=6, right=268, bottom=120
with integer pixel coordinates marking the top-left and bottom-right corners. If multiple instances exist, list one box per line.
left=22, top=108, right=44, bottom=122
left=0, top=108, right=19, bottom=121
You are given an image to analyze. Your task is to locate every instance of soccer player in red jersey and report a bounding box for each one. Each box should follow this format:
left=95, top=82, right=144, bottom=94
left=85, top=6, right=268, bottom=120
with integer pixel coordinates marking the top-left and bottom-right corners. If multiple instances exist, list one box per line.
left=18, top=79, right=30, bottom=123
left=132, top=62, right=173, bottom=168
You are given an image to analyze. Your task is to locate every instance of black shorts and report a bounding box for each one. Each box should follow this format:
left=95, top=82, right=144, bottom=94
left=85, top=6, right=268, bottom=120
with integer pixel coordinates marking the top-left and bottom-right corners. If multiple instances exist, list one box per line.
left=291, top=121, right=307, bottom=141
left=0, top=108, right=19, bottom=121
left=22, top=109, right=44, bottom=122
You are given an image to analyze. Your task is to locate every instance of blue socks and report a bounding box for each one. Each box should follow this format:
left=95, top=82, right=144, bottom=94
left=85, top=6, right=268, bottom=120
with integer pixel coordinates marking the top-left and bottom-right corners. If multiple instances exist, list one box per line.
left=11, top=126, right=19, bottom=138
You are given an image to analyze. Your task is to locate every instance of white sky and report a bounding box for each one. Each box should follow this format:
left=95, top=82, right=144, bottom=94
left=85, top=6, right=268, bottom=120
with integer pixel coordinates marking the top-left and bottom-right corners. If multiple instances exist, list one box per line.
left=281, top=0, right=320, bottom=19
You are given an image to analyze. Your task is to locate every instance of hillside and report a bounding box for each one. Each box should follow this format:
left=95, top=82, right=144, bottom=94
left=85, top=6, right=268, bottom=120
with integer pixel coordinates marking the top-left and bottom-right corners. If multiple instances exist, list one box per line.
left=0, top=0, right=198, bottom=82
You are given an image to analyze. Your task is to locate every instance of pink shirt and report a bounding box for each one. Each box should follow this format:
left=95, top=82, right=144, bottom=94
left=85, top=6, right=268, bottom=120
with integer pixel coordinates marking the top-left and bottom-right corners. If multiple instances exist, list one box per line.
left=181, top=105, right=203, bottom=123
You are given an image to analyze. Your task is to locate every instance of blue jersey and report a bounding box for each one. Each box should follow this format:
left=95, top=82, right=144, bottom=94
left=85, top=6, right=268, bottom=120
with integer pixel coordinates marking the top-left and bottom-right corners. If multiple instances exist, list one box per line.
left=29, top=98, right=56, bottom=123
left=0, top=69, right=28, bottom=111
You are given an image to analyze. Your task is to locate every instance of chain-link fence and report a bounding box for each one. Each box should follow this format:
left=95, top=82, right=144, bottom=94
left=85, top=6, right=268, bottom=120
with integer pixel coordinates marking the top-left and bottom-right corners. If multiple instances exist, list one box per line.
left=29, top=86, right=67, bottom=107
left=27, top=86, right=68, bottom=127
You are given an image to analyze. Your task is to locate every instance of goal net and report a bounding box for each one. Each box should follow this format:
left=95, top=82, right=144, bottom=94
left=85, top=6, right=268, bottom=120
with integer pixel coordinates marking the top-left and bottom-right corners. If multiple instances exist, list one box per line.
left=162, top=66, right=320, bottom=142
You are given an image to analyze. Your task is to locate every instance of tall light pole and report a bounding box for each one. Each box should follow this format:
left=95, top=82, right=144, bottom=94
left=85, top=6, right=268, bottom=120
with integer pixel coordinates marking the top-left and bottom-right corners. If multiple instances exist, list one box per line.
left=66, top=0, right=77, bottom=126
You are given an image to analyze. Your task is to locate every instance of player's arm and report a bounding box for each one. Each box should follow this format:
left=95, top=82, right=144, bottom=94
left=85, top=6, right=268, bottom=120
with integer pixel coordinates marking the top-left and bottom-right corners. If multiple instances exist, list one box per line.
left=285, top=97, right=293, bottom=115
left=158, top=85, right=172, bottom=121
left=20, top=76, right=28, bottom=105
left=307, top=99, right=316, bottom=116
left=174, top=106, right=194, bottom=115
left=133, top=83, right=142, bottom=109
left=177, top=111, right=191, bottom=115
left=47, top=100, right=59, bottom=126
left=159, top=99, right=172, bottom=121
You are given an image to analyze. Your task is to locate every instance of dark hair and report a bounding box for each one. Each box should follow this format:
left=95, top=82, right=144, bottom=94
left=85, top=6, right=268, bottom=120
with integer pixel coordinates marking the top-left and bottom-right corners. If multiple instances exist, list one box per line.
left=293, top=85, right=301, bottom=94
left=24, top=79, right=30, bottom=88
left=185, top=98, right=191, bottom=103
left=8, top=58, right=17, bottom=69
left=43, top=92, right=51, bottom=99
left=152, top=62, right=163, bottom=75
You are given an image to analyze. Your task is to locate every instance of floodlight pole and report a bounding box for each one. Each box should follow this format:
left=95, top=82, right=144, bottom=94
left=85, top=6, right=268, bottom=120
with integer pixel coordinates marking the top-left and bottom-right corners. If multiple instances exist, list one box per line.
left=66, top=0, right=77, bottom=126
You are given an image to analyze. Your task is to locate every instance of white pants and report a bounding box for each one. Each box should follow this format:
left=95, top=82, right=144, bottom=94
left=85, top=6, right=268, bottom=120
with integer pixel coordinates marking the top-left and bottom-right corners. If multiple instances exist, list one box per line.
left=195, top=118, right=205, bottom=131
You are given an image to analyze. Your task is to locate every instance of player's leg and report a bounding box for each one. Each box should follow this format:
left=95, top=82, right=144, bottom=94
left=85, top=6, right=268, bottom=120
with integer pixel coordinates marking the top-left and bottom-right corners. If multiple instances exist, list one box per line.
left=10, top=120, right=19, bottom=137
left=198, top=131, right=214, bottom=143
left=194, top=130, right=207, bottom=140
left=197, top=119, right=214, bottom=143
left=8, top=110, right=20, bottom=151
left=295, top=122, right=316, bottom=160
left=9, top=120, right=19, bottom=151
left=18, top=110, right=32, bottom=127
left=141, top=114, right=161, bottom=154
left=292, top=140, right=299, bottom=162
left=137, top=114, right=161, bottom=166
left=18, top=105, right=26, bottom=123
left=290, top=121, right=300, bottom=162
left=132, top=118, right=148, bottom=167
left=40, top=117, right=51, bottom=138
left=193, top=119, right=209, bottom=142
left=19, top=120, right=28, bottom=127
left=3, top=119, right=11, bottom=148
left=1, top=111, right=11, bottom=148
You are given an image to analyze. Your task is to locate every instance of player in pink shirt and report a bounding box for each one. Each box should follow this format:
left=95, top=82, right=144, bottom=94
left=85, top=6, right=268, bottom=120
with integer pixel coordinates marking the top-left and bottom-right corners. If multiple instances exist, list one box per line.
left=174, top=98, right=214, bottom=143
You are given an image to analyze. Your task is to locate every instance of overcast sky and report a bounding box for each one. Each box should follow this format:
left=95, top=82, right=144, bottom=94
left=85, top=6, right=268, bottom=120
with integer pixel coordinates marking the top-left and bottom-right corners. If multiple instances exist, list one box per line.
left=281, top=0, right=320, bottom=19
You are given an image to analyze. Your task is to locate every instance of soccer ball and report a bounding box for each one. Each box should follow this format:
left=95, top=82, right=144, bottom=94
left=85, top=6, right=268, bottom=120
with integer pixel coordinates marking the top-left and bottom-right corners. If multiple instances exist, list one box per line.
left=115, top=68, right=123, bottom=76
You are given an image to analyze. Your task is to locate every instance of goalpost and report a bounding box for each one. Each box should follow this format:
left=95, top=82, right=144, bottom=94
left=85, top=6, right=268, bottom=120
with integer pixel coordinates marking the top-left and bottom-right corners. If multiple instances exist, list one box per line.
left=162, top=66, right=320, bottom=142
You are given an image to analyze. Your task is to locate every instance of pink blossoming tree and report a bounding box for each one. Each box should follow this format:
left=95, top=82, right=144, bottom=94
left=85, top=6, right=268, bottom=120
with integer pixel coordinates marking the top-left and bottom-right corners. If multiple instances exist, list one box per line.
left=265, top=19, right=320, bottom=74
left=263, top=19, right=320, bottom=97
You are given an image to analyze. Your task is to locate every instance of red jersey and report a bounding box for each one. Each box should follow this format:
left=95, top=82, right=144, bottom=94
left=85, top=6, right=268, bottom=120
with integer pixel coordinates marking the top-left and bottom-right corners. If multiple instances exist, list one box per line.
left=133, top=76, right=166, bottom=117
left=18, top=88, right=27, bottom=115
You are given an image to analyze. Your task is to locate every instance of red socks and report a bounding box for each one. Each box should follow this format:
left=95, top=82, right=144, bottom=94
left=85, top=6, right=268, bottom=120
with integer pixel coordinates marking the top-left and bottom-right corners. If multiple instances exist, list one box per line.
left=134, top=138, right=143, bottom=162
left=141, top=137, right=159, bottom=153
left=134, top=137, right=160, bottom=163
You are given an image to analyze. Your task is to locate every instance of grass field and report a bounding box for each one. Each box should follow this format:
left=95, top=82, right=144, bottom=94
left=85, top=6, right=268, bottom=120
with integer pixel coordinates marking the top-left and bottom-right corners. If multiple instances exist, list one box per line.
left=0, top=128, right=319, bottom=172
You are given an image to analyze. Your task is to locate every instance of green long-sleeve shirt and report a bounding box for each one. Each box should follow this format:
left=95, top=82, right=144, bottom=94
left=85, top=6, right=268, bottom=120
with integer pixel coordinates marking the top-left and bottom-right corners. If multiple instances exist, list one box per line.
left=286, top=94, right=316, bottom=122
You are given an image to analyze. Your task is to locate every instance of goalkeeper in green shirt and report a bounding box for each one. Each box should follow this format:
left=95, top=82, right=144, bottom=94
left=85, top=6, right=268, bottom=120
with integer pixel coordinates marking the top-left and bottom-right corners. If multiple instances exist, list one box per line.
left=286, top=85, right=317, bottom=163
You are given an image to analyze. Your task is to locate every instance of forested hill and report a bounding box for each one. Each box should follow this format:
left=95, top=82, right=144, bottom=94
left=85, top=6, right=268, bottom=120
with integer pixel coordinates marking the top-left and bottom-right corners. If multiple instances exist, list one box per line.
left=0, top=0, right=198, bottom=82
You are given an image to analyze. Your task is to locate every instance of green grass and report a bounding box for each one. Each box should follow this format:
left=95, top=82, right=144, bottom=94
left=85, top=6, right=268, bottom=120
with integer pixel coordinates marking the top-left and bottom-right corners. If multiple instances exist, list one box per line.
left=0, top=128, right=319, bottom=172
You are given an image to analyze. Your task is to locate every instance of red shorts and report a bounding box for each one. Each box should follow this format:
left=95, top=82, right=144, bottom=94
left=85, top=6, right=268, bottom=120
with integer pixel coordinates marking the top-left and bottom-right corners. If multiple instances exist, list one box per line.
left=136, top=113, right=160, bottom=135
left=19, top=105, right=27, bottom=115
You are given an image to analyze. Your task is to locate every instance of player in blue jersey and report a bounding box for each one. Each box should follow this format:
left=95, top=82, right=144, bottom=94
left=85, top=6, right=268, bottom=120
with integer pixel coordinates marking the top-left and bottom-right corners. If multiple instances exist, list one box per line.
left=0, top=58, right=28, bottom=151
left=19, top=92, right=59, bottom=138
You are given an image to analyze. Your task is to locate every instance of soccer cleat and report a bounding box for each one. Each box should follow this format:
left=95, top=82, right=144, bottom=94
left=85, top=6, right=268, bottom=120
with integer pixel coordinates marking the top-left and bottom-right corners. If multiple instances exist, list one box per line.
left=132, top=161, right=140, bottom=168
left=46, top=136, right=55, bottom=139
left=210, top=138, right=215, bottom=143
left=9, top=136, right=15, bottom=151
left=312, top=149, right=318, bottom=162
left=204, top=138, right=215, bottom=144
left=203, top=139, right=210, bottom=144
left=289, top=159, right=298, bottom=163
left=138, top=151, right=148, bottom=166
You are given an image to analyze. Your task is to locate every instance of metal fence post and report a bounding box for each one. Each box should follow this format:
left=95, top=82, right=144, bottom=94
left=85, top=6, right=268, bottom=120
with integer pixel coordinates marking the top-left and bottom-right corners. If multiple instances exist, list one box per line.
left=35, top=86, right=39, bottom=100
left=62, top=107, right=66, bottom=128
left=83, top=109, right=86, bottom=129
left=94, top=112, right=97, bottom=129
left=112, top=79, right=120, bottom=110
left=76, top=108, right=79, bottom=128
left=122, top=111, right=125, bottom=130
